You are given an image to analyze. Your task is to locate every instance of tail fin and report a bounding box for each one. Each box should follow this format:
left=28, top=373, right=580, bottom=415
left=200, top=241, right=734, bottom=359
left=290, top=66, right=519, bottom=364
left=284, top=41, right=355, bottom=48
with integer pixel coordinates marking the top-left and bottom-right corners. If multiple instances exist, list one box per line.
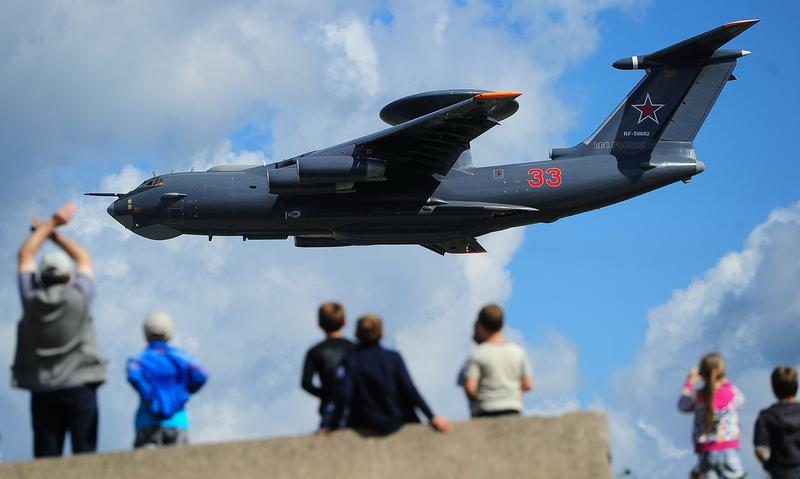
left=550, top=20, right=758, bottom=159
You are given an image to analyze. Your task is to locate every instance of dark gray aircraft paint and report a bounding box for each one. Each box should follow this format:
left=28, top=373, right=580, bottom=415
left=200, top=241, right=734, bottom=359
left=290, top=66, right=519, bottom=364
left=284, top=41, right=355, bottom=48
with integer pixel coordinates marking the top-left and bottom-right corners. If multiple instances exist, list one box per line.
left=89, top=20, right=757, bottom=254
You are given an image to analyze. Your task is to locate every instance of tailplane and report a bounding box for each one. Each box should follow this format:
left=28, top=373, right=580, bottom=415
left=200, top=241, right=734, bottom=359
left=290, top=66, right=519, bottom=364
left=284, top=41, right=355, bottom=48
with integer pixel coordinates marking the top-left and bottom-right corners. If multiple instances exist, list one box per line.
left=550, top=19, right=758, bottom=159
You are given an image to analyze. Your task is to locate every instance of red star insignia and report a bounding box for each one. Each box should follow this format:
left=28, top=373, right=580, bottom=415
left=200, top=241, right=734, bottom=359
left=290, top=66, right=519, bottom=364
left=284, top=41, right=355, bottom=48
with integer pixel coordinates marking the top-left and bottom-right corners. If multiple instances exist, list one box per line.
left=631, top=93, right=664, bottom=125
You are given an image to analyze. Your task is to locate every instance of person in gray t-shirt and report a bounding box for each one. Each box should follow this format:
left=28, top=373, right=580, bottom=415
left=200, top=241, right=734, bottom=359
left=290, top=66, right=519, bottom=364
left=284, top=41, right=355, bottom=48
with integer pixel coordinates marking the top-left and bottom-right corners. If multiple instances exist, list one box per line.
left=12, top=202, right=107, bottom=458
left=462, top=304, right=533, bottom=417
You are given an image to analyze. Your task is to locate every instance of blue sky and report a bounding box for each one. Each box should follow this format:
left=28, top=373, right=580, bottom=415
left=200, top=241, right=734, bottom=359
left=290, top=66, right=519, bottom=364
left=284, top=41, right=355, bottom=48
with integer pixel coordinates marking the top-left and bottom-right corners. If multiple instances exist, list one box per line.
left=0, top=1, right=797, bottom=477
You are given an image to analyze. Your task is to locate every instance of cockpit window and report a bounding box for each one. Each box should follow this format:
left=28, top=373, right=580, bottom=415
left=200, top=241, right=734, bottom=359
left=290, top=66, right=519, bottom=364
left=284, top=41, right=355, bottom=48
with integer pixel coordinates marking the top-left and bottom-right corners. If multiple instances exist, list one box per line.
left=139, top=178, right=165, bottom=188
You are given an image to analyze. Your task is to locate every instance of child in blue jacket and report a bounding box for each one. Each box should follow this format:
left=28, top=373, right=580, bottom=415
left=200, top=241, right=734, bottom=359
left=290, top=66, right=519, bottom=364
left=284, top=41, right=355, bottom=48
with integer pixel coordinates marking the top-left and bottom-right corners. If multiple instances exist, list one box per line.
left=127, top=312, right=208, bottom=448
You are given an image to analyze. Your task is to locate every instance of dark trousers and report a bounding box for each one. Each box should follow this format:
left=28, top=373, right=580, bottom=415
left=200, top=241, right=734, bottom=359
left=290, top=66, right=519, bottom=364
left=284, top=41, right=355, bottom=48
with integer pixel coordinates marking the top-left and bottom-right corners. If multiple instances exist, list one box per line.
left=30, top=385, right=98, bottom=458
left=134, top=427, right=188, bottom=448
left=771, top=467, right=800, bottom=479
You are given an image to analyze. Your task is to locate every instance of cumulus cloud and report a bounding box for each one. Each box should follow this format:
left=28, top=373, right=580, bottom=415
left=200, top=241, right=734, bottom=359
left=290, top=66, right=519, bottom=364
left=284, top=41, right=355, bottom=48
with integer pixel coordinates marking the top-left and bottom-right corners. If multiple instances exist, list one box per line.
left=524, top=330, right=582, bottom=413
left=432, top=13, right=449, bottom=45
left=0, top=0, right=642, bottom=462
left=608, top=202, right=800, bottom=478
left=189, top=140, right=268, bottom=172
left=320, top=17, right=380, bottom=98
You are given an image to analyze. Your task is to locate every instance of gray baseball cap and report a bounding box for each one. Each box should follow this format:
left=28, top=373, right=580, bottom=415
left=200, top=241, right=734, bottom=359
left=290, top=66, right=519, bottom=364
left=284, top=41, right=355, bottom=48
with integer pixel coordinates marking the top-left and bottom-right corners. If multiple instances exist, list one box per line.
left=40, top=251, right=72, bottom=280
left=143, top=312, right=174, bottom=341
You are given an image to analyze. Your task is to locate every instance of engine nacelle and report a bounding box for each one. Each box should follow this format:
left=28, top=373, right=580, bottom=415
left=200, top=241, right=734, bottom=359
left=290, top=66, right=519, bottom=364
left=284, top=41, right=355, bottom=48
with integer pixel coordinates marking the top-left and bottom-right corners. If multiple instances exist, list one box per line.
left=268, top=156, right=385, bottom=194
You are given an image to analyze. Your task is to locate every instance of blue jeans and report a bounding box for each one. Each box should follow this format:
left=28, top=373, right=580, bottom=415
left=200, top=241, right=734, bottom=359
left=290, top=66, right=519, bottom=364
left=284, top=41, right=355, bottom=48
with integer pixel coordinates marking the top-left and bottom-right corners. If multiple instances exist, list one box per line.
left=693, top=450, right=746, bottom=479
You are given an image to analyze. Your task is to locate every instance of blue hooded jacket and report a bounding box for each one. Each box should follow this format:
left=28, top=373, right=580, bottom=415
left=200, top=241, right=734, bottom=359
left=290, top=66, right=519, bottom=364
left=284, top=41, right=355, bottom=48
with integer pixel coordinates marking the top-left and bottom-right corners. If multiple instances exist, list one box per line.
left=126, top=341, right=208, bottom=430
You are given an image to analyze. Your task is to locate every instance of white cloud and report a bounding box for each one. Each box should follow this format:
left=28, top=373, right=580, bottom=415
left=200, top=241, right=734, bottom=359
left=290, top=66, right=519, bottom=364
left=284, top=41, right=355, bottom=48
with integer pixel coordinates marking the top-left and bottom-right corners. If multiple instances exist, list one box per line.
left=321, top=17, right=380, bottom=98
left=608, top=202, right=800, bottom=478
left=524, top=330, right=582, bottom=413
left=432, top=13, right=449, bottom=45
left=636, top=417, right=690, bottom=460
left=189, top=140, right=268, bottom=172
left=99, top=165, right=149, bottom=195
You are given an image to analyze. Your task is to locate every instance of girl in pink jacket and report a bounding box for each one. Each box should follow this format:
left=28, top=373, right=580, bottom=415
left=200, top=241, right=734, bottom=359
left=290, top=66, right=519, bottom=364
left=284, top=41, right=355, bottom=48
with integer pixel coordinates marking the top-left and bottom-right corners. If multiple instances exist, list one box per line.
left=678, top=353, right=746, bottom=479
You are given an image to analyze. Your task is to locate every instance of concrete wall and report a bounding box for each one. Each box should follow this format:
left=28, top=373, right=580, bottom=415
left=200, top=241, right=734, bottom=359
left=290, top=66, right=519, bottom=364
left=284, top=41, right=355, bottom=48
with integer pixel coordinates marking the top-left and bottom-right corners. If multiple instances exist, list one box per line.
left=0, top=412, right=612, bottom=479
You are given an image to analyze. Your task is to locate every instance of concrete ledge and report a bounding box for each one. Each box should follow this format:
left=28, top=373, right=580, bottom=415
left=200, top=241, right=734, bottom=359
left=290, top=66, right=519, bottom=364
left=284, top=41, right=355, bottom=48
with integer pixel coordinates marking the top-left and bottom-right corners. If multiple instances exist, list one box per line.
left=0, top=412, right=611, bottom=479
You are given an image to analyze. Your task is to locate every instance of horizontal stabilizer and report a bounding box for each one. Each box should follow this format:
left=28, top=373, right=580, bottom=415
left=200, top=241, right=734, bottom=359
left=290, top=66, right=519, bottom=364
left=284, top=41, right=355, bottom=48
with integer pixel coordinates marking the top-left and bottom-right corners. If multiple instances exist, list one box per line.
left=613, top=19, right=758, bottom=70
left=422, top=237, right=487, bottom=255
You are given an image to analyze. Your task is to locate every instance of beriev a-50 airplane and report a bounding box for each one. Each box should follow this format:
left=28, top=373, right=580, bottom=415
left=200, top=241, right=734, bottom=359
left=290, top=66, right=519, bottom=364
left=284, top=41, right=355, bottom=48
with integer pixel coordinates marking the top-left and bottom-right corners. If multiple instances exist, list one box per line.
left=89, top=20, right=757, bottom=254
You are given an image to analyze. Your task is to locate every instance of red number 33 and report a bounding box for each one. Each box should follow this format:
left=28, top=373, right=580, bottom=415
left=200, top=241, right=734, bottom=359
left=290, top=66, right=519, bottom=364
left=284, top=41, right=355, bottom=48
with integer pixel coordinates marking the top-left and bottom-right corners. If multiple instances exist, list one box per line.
left=527, top=168, right=544, bottom=187
left=527, top=167, right=561, bottom=188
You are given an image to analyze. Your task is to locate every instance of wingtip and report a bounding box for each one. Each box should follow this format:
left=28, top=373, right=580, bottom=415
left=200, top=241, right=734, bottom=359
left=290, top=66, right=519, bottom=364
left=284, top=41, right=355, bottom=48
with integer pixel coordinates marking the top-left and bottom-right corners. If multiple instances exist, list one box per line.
left=724, top=19, right=760, bottom=28
left=474, top=91, right=522, bottom=100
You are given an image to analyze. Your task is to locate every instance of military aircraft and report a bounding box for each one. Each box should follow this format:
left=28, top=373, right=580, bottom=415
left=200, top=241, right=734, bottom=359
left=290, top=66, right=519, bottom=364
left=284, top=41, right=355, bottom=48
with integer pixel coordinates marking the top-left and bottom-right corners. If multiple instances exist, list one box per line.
left=89, top=20, right=757, bottom=254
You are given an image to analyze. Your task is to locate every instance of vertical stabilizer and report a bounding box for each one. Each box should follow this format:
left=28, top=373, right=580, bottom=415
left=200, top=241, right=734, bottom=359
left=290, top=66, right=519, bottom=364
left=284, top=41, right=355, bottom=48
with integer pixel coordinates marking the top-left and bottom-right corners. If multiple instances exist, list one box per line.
left=550, top=20, right=758, bottom=159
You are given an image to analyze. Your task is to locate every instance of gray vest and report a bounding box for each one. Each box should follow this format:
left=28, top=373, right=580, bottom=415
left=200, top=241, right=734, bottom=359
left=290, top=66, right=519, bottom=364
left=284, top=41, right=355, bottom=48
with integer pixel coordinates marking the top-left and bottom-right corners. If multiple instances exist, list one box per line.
left=12, top=283, right=107, bottom=391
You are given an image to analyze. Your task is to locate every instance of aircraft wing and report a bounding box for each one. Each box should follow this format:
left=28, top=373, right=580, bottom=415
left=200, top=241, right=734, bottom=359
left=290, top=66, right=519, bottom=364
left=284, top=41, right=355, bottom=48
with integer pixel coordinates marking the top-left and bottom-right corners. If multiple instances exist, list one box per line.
left=308, top=91, right=521, bottom=177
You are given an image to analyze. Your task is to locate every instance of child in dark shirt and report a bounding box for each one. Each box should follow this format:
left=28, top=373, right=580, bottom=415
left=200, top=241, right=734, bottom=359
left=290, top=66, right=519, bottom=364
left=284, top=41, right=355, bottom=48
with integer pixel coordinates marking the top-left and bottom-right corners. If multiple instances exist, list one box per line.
left=323, top=314, right=451, bottom=435
left=301, top=302, right=354, bottom=427
left=754, top=366, right=800, bottom=479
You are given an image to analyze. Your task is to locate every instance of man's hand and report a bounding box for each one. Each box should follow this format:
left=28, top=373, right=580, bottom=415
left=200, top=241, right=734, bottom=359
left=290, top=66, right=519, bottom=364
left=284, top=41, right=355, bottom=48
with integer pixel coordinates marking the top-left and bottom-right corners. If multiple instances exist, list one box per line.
left=19, top=206, right=68, bottom=271
left=315, top=427, right=331, bottom=436
left=19, top=201, right=94, bottom=276
left=53, top=202, right=77, bottom=226
left=430, top=416, right=451, bottom=433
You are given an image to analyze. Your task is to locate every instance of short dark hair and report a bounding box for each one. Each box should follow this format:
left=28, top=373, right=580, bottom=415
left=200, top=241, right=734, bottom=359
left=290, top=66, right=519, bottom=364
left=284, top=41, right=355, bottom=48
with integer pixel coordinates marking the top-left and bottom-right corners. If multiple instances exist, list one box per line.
left=356, top=314, right=383, bottom=345
left=477, top=304, right=504, bottom=333
left=318, top=302, right=346, bottom=333
left=772, top=365, right=798, bottom=400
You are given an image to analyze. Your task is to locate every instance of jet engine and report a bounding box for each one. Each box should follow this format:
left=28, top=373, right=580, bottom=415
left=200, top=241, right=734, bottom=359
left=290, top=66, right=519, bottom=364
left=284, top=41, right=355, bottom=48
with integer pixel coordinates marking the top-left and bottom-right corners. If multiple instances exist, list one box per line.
left=268, top=156, right=385, bottom=194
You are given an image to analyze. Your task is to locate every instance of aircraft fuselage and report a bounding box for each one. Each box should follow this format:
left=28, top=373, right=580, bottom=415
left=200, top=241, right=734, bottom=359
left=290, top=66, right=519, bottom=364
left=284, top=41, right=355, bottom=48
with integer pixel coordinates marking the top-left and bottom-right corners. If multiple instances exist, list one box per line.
left=106, top=145, right=703, bottom=247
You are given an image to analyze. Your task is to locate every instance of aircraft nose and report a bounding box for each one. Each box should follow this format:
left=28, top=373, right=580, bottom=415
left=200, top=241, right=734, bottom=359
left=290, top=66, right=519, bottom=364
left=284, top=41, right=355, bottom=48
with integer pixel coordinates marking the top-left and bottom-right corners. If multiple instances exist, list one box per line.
left=107, top=199, right=134, bottom=229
